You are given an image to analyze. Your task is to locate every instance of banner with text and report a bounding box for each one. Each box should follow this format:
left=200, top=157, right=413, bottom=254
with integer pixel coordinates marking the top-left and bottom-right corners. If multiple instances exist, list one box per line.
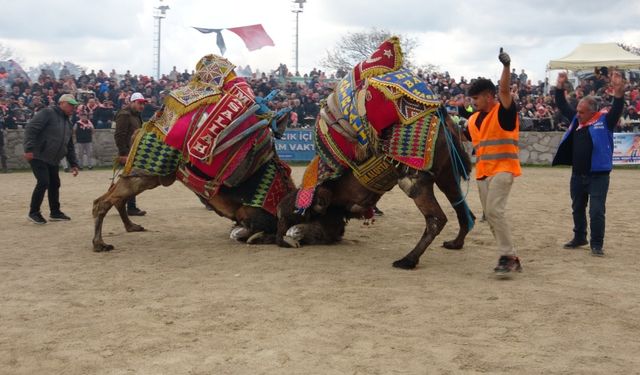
left=613, top=133, right=640, bottom=165
left=275, top=129, right=315, bottom=161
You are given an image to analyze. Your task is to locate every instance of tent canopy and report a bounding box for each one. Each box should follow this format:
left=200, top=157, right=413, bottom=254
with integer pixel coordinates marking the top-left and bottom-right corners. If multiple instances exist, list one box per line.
left=548, top=43, right=640, bottom=70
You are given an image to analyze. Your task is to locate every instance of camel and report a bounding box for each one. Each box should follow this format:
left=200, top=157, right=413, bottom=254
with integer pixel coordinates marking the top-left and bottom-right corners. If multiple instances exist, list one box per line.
left=275, top=37, right=475, bottom=269
left=92, top=55, right=296, bottom=252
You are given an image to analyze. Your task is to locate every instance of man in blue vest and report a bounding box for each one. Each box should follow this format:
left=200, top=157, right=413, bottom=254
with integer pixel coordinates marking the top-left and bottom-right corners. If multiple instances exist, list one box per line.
left=552, top=70, right=625, bottom=257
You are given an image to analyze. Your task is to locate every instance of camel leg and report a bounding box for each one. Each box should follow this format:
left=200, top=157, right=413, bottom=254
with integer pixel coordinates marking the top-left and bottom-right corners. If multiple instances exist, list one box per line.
left=393, top=173, right=447, bottom=269
left=278, top=207, right=348, bottom=248
left=232, top=206, right=278, bottom=245
left=276, top=192, right=302, bottom=247
left=436, top=174, right=476, bottom=250
left=92, top=197, right=113, bottom=252
left=114, top=199, right=145, bottom=232
left=92, top=176, right=161, bottom=252
left=230, top=225, right=253, bottom=242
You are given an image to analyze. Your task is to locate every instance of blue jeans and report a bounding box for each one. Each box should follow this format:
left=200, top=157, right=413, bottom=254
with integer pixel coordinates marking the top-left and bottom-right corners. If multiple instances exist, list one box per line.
left=570, top=173, right=610, bottom=248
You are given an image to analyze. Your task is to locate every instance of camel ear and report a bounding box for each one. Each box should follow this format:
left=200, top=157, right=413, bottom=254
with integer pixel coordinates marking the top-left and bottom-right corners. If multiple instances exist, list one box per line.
left=272, top=111, right=290, bottom=139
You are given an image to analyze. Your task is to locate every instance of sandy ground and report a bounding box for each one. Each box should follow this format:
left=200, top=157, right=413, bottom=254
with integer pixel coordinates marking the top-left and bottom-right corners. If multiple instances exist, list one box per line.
left=1, top=166, right=639, bottom=375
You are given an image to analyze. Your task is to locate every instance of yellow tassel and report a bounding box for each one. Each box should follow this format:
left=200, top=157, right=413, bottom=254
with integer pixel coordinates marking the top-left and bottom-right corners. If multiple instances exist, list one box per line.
left=367, top=125, right=380, bottom=153
left=355, top=144, right=368, bottom=162
left=360, top=66, right=394, bottom=80
left=301, top=156, right=320, bottom=189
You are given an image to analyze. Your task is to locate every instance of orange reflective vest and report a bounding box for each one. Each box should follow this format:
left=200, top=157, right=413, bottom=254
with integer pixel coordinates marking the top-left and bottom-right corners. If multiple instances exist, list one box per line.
left=468, top=103, right=521, bottom=179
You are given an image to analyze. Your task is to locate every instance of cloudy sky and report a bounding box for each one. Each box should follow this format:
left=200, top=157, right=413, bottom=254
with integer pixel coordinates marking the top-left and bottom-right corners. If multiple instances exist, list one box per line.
left=1, top=0, right=639, bottom=83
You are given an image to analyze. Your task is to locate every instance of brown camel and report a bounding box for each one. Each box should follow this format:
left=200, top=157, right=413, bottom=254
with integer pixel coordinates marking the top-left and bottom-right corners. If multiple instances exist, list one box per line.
left=276, top=108, right=475, bottom=269
left=92, top=112, right=295, bottom=252
left=92, top=54, right=300, bottom=252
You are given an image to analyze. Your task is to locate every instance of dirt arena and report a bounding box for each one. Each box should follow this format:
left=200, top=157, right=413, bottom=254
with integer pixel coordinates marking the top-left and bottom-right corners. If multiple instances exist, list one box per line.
left=1, top=166, right=639, bottom=374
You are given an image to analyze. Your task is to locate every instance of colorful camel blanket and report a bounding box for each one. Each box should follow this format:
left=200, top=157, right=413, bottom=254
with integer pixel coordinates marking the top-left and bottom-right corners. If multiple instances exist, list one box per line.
left=295, top=36, right=442, bottom=212
left=177, top=157, right=293, bottom=216
left=124, top=83, right=272, bottom=185
left=123, top=54, right=288, bottom=216
left=381, top=109, right=441, bottom=171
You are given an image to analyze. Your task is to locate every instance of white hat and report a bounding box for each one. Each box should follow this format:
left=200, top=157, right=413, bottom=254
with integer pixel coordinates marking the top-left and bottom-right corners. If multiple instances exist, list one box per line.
left=130, top=92, right=147, bottom=103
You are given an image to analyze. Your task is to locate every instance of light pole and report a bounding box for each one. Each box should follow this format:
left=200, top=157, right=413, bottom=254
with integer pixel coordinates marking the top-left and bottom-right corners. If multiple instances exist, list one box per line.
left=292, top=0, right=306, bottom=76
left=153, top=3, right=170, bottom=79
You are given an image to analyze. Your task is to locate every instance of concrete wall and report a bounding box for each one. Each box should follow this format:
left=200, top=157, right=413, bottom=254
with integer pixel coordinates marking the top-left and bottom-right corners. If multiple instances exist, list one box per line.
left=517, top=132, right=564, bottom=165
left=4, top=129, right=119, bottom=170
left=2, top=129, right=565, bottom=170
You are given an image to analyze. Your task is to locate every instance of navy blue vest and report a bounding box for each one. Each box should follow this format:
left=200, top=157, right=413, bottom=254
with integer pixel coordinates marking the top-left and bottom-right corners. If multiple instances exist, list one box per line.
left=557, top=112, right=613, bottom=172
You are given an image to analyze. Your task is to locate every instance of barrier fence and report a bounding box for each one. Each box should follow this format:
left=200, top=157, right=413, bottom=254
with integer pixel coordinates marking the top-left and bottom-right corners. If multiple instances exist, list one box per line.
left=3, top=130, right=638, bottom=169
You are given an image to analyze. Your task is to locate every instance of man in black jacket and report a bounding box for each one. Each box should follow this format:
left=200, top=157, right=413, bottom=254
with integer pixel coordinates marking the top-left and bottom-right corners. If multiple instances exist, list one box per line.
left=23, top=94, right=80, bottom=224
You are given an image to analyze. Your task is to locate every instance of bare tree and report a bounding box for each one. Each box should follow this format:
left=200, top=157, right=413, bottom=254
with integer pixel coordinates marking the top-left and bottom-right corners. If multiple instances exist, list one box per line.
left=414, top=63, right=441, bottom=78
left=0, top=43, right=22, bottom=63
left=618, top=42, right=640, bottom=56
left=26, top=61, right=87, bottom=81
left=321, top=28, right=422, bottom=74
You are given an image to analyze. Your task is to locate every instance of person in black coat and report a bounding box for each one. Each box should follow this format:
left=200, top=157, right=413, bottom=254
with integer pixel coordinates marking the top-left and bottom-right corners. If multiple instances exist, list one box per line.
left=23, top=94, right=80, bottom=224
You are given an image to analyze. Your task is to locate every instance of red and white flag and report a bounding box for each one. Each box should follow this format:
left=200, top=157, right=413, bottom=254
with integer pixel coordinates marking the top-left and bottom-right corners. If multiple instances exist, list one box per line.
left=227, top=24, right=275, bottom=51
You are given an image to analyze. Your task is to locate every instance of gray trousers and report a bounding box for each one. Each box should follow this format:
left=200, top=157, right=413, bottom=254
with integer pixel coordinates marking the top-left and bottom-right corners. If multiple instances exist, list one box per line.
left=75, top=142, right=93, bottom=167
left=477, top=172, right=517, bottom=257
left=0, top=133, right=7, bottom=171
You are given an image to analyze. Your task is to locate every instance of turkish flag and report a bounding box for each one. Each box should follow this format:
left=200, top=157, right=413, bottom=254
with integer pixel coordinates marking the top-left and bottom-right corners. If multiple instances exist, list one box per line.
left=227, top=24, right=275, bottom=51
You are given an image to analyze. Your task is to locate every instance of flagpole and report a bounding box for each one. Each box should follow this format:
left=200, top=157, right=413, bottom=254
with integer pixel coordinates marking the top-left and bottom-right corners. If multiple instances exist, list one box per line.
left=153, top=3, right=170, bottom=79
left=292, top=0, right=306, bottom=76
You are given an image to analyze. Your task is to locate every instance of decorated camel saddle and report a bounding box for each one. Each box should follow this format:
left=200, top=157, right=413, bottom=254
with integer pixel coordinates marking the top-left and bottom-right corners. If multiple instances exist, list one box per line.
left=296, top=37, right=443, bottom=212
left=123, top=54, right=292, bottom=215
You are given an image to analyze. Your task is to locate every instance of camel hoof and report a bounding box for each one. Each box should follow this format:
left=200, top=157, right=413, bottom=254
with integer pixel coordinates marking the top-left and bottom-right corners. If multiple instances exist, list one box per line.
left=93, top=243, right=114, bottom=252
left=126, top=224, right=145, bottom=232
left=246, top=231, right=265, bottom=244
left=230, top=226, right=251, bottom=241
left=443, top=240, right=463, bottom=250
left=247, top=232, right=276, bottom=245
left=285, top=225, right=305, bottom=241
left=282, top=236, right=301, bottom=248
left=392, top=257, right=417, bottom=270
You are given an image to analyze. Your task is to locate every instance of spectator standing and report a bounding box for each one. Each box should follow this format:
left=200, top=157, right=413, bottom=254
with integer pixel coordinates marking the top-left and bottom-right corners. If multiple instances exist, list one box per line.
left=59, top=65, right=70, bottom=80
left=94, top=100, right=115, bottom=129
left=114, top=92, right=147, bottom=216
left=291, top=98, right=305, bottom=126
left=552, top=71, right=625, bottom=257
left=141, top=96, right=159, bottom=122
left=0, top=105, right=7, bottom=173
left=11, top=97, right=32, bottom=128
left=29, top=95, right=45, bottom=115
left=168, top=66, right=180, bottom=82
left=23, top=94, right=80, bottom=224
left=466, top=48, right=522, bottom=276
left=73, top=112, right=95, bottom=170
left=518, top=69, right=528, bottom=87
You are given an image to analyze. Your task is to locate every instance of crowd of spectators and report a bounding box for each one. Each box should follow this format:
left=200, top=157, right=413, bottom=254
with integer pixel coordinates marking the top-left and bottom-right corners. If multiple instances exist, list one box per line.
left=432, top=66, right=640, bottom=132
left=1, top=62, right=639, bottom=133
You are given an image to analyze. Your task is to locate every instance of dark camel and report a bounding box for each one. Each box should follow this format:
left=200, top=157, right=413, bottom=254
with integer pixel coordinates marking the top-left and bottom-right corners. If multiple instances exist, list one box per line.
left=276, top=109, right=475, bottom=269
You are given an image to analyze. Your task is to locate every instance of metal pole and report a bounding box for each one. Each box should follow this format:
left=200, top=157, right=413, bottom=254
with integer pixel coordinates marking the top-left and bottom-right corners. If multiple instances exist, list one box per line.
left=292, top=0, right=306, bottom=76
left=295, top=11, right=299, bottom=75
left=153, top=4, right=169, bottom=80
left=157, top=18, right=162, bottom=79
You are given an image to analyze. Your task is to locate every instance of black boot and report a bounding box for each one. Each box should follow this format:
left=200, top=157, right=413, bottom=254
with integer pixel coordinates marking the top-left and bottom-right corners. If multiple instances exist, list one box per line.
left=563, top=238, right=588, bottom=249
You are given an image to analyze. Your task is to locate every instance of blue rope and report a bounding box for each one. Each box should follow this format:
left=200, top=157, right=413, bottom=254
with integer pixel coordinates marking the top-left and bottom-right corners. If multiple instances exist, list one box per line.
left=440, top=111, right=475, bottom=231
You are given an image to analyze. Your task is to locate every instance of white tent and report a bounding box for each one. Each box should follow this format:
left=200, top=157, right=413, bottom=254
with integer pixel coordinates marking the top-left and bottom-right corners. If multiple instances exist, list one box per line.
left=548, top=43, right=640, bottom=70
